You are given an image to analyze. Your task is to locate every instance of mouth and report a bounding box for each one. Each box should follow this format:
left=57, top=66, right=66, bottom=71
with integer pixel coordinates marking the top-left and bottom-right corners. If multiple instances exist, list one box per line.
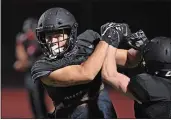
left=51, top=45, right=64, bottom=54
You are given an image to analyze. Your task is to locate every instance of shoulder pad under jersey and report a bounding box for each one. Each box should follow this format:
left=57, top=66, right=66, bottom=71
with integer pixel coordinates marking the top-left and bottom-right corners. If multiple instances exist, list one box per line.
left=129, top=73, right=171, bottom=102
left=77, top=30, right=101, bottom=56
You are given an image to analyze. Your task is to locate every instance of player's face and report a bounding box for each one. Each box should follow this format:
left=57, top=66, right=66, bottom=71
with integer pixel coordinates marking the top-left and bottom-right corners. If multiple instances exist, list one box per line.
left=50, top=34, right=67, bottom=46
left=45, top=31, right=69, bottom=54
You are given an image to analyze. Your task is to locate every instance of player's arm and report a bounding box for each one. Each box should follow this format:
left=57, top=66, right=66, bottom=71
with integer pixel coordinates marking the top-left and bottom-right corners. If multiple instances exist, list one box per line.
left=100, top=24, right=141, bottom=103
left=15, top=43, right=28, bottom=61
left=13, top=35, right=29, bottom=71
left=41, top=40, right=108, bottom=87
left=102, top=46, right=136, bottom=96
left=114, top=25, right=144, bottom=68
left=102, top=46, right=141, bottom=103
left=115, top=48, right=142, bottom=68
left=115, top=26, right=147, bottom=68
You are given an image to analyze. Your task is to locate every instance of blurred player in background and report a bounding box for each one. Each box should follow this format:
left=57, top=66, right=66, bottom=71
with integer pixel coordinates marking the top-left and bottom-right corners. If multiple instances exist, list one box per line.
left=13, top=18, right=48, bottom=118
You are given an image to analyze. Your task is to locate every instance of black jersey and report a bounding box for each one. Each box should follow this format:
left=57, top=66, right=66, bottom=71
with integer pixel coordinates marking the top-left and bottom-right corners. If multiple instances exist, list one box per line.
left=128, top=73, right=171, bottom=118
left=31, top=30, right=103, bottom=106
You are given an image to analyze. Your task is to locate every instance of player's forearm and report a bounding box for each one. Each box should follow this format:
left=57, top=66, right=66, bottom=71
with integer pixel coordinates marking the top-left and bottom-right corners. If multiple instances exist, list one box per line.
left=81, top=41, right=108, bottom=80
left=115, top=49, right=128, bottom=67
left=14, top=45, right=30, bottom=70
left=102, top=45, right=120, bottom=87
left=16, top=44, right=28, bottom=61
left=107, top=73, right=141, bottom=103
left=115, top=48, right=142, bottom=68
left=102, top=46, right=129, bottom=90
left=125, top=48, right=142, bottom=68
left=102, top=53, right=140, bottom=102
left=102, top=47, right=141, bottom=103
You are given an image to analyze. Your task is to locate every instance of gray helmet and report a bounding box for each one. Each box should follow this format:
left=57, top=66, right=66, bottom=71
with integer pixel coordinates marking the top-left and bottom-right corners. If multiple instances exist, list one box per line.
left=36, top=7, right=78, bottom=59
left=143, top=37, right=171, bottom=76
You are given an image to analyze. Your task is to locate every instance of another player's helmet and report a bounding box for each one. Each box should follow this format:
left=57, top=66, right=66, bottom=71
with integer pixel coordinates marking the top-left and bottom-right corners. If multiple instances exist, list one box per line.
left=23, top=18, right=38, bottom=33
left=36, top=7, right=78, bottom=59
left=143, top=37, right=171, bottom=77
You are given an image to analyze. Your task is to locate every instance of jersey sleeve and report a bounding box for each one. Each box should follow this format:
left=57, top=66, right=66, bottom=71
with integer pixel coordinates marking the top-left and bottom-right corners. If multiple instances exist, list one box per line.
left=31, top=62, right=49, bottom=82
left=31, top=58, right=55, bottom=82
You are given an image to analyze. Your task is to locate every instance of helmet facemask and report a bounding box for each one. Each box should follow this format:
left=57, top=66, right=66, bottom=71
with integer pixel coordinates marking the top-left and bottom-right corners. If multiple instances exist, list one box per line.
left=46, top=28, right=70, bottom=57
left=37, top=24, right=78, bottom=59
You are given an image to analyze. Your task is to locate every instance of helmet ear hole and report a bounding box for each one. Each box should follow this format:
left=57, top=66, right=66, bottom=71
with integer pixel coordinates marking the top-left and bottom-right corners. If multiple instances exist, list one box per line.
left=39, top=23, right=43, bottom=27
left=156, top=40, right=159, bottom=44
left=58, top=21, right=62, bottom=25
left=165, top=49, right=168, bottom=55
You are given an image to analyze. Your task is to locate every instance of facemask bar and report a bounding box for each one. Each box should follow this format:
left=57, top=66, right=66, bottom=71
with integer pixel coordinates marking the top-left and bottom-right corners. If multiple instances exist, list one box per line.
left=45, top=28, right=70, bottom=58
left=36, top=25, right=76, bottom=59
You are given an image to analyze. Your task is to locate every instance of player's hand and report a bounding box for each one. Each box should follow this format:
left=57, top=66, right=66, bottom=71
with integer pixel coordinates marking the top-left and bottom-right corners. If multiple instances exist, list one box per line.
left=127, top=30, right=149, bottom=51
left=113, top=23, right=131, bottom=38
left=100, top=22, right=123, bottom=48
left=13, top=60, right=29, bottom=72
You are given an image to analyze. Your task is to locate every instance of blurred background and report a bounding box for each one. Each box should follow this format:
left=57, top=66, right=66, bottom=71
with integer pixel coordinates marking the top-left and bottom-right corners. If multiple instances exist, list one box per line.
left=2, top=0, right=171, bottom=118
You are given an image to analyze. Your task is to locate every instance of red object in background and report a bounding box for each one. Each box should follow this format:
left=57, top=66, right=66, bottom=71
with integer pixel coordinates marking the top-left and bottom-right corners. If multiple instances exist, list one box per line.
left=27, top=45, right=36, bottom=56
left=1, top=88, right=135, bottom=118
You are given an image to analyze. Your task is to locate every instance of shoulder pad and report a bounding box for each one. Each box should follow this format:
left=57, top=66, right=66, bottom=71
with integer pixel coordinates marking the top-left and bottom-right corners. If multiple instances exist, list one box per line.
left=77, top=29, right=101, bottom=43
left=77, top=30, right=101, bottom=56
left=129, top=73, right=171, bottom=102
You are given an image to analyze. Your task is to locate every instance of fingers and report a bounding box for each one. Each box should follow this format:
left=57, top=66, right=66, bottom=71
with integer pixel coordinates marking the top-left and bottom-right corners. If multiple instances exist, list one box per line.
left=101, top=22, right=116, bottom=36
left=127, top=30, right=149, bottom=51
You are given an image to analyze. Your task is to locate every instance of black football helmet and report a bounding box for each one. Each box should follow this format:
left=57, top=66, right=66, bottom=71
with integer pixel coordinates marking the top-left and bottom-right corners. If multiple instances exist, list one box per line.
left=143, top=37, right=171, bottom=77
left=36, top=7, right=78, bottom=59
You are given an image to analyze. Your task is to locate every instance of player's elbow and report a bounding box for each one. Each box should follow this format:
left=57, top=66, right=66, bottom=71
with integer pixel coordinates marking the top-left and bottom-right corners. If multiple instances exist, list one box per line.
left=82, top=71, right=96, bottom=81
left=80, top=68, right=95, bottom=81
left=80, top=66, right=97, bottom=81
